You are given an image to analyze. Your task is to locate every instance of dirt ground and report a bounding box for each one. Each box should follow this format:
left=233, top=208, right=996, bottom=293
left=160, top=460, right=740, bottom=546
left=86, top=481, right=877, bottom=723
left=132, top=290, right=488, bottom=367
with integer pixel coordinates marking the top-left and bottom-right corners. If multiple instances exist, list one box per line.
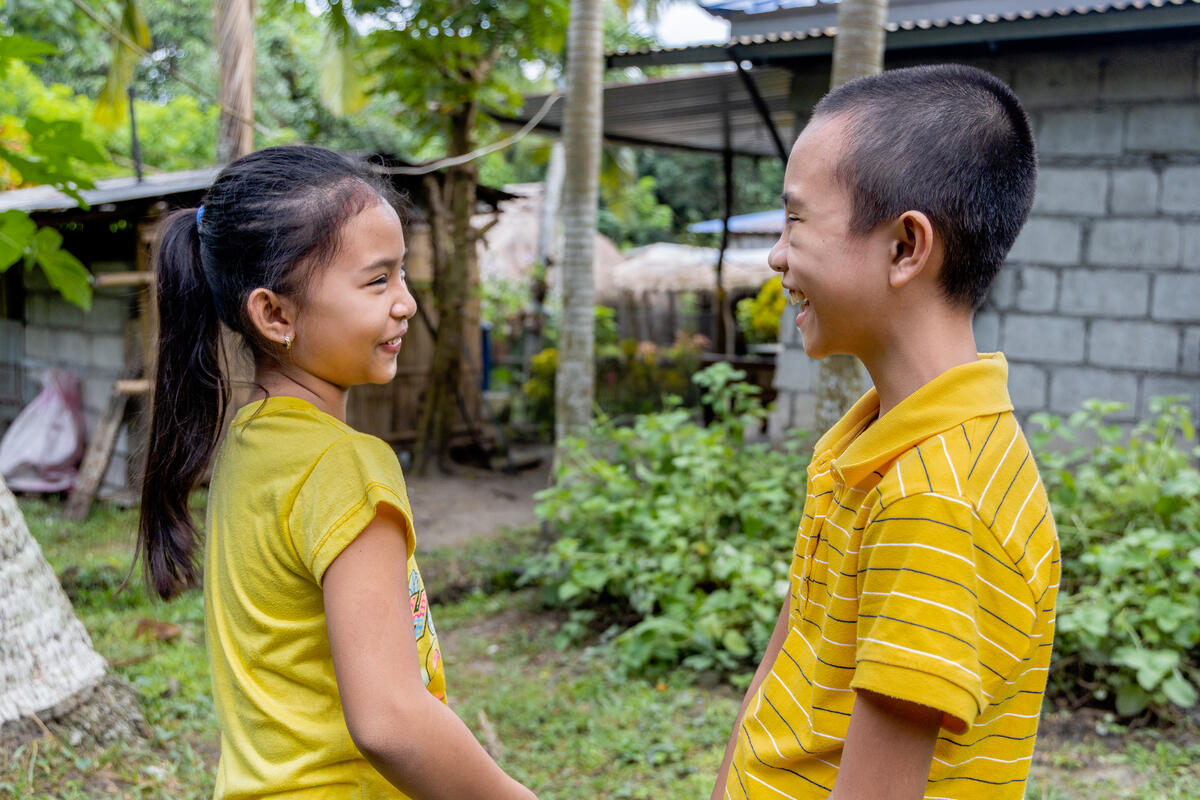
left=404, top=448, right=552, bottom=549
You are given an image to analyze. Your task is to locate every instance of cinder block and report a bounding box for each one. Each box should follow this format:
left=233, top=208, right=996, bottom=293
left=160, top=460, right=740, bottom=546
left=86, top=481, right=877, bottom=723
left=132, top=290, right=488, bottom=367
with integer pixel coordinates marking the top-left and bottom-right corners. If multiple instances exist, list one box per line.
left=90, top=334, right=126, bottom=371
left=1087, top=220, right=1181, bottom=268
left=1007, top=219, right=1082, bottom=266
left=1059, top=269, right=1150, bottom=317
left=777, top=308, right=801, bottom=347
left=23, top=294, right=50, bottom=326
left=792, top=390, right=817, bottom=435
left=974, top=310, right=1001, bottom=352
left=22, top=326, right=56, bottom=360
left=1049, top=367, right=1138, bottom=417
left=48, top=295, right=91, bottom=327
left=1013, top=53, right=1100, bottom=107
left=1127, top=105, right=1200, bottom=154
left=56, top=330, right=90, bottom=363
left=1139, top=376, right=1200, bottom=423
left=1008, top=362, right=1047, bottom=412
left=1101, top=45, right=1195, bottom=102
left=983, top=269, right=1017, bottom=311
left=1088, top=320, right=1180, bottom=371
left=1151, top=274, right=1200, bottom=321
left=1181, top=327, right=1200, bottom=376
left=767, top=392, right=795, bottom=442
left=773, top=348, right=817, bottom=392
left=1037, top=109, right=1123, bottom=156
left=1185, top=225, right=1200, bottom=270
left=1015, top=268, right=1058, bottom=313
left=1110, top=169, right=1159, bottom=215
left=1003, top=314, right=1085, bottom=363
left=1161, top=167, right=1200, bottom=215
left=1031, top=169, right=1108, bottom=216
left=82, top=295, right=129, bottom=333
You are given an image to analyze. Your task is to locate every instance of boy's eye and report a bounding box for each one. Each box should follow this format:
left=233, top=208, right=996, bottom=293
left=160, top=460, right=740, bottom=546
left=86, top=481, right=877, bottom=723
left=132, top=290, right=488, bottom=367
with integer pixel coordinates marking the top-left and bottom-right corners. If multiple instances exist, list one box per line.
left=369, top=275, right=388, bottom=286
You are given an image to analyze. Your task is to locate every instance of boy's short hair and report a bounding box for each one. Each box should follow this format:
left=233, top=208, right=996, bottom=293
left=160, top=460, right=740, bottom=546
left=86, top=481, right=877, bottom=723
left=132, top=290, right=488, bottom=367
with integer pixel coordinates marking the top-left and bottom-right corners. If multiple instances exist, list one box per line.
left=812, top=63, right=1037, bottom=309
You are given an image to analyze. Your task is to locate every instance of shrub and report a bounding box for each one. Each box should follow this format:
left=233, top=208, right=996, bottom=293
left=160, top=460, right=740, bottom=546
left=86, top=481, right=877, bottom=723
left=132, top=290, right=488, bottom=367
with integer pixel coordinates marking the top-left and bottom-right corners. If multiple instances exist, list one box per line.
left=526, top=363, right=810, bottom=676
left=1031, top=397, right=1199, bottom=718
left=735, top=277, right=786, bottom=346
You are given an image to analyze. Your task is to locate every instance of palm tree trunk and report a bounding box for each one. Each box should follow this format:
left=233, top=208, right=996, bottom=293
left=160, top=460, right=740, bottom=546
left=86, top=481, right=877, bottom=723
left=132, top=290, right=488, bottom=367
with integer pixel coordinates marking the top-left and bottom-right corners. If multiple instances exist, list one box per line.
left=214, top=0, right=255, bottom=163
left=814, top=0, right=887, bottom=431
left=555, top=0, right=604, bottom=453
left=0, top=477, right=147, bottom=751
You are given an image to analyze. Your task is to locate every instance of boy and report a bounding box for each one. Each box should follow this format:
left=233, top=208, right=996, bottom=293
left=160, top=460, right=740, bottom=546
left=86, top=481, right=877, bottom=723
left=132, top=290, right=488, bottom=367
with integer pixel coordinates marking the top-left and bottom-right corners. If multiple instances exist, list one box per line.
left=712, top=64, right=1060, bottom=800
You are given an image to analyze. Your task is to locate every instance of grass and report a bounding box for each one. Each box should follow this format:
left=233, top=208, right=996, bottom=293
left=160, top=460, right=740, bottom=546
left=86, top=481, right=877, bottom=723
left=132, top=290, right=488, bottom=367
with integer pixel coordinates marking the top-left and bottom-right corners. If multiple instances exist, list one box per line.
left=5, top=496, right=1199, bottom=798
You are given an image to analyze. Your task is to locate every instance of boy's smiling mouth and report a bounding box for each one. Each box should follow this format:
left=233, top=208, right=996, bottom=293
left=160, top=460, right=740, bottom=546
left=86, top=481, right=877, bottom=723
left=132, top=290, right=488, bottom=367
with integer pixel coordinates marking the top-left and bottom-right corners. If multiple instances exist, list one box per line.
left=788, top=288, right=810, bottom=311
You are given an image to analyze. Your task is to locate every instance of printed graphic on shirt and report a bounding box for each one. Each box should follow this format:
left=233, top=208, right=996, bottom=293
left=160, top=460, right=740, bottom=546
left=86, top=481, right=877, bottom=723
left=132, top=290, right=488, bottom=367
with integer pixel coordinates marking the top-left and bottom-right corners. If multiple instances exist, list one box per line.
left=409, top=567, right=445, bottom=701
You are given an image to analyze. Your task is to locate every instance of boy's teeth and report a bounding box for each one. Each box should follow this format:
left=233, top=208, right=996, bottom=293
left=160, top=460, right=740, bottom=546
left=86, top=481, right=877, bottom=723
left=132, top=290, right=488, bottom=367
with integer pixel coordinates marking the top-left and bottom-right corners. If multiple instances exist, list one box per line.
left=789, top=289, right=807, bottom=306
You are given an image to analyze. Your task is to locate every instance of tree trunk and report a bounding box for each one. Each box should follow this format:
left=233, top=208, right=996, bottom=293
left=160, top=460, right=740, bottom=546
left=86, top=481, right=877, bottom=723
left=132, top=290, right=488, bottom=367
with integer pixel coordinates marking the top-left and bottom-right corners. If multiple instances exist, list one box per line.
left=413, top=106, right=478, bottom=475
left=0, top=477, right=148, bottom=752
left=814, top=0, right=887, bottom=431
left=555, top=0, right=604, bottom=455
left=214, top=0, right=255, bottom=163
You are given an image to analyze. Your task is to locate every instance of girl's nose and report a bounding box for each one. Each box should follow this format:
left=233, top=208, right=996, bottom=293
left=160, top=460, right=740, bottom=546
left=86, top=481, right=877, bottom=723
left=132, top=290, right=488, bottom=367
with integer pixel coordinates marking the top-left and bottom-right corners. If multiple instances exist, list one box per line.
left=392, top=285, right=417, bottom=320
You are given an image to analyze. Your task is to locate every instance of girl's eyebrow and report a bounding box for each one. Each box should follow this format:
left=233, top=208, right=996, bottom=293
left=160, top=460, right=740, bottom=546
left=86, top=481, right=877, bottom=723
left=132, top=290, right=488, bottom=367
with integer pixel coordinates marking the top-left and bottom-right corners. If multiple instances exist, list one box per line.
left=781, top=192, right=806, bottom=211
left=359, top=256, right=400, bottom=272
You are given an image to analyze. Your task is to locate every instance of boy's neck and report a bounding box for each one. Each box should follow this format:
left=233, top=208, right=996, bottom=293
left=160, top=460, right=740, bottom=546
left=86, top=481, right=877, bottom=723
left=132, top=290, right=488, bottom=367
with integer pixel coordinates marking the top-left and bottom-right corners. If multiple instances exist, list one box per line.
left=859, top=311, right=980, bottom=419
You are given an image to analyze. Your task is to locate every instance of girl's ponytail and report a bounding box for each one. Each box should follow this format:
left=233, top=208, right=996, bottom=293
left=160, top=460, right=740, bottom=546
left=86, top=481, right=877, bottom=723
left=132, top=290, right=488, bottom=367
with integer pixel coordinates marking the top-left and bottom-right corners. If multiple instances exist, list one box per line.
left=136, top=208, right=227, bottom=600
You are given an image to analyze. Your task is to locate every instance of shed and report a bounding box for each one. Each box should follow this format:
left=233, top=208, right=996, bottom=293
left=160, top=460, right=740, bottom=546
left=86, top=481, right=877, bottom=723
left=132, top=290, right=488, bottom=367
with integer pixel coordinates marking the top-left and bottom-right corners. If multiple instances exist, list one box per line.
left=0, top=158, right=512, bottom=500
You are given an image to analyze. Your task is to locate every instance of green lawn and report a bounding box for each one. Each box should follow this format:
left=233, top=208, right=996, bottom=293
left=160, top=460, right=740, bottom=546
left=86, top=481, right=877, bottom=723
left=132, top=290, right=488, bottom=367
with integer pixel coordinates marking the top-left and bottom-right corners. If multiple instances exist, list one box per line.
left=5, top=498, right=1198, bottom=799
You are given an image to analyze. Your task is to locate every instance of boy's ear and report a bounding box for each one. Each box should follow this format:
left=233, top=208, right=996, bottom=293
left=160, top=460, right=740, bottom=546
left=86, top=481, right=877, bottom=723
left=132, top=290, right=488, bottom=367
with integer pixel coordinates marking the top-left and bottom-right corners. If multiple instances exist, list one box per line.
left=887, top=210, right=938, bottom=290
left=245, top=287, right=296, bottom=347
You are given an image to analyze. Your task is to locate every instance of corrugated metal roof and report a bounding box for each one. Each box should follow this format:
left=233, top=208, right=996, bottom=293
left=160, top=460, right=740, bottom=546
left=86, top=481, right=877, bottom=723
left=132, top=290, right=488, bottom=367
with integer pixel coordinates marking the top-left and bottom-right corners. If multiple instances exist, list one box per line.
left=690, top=209, right=785, bottom=234
left=0, top=168, right=220, bottom=214
left=612, top=0, right=1199, bottom=58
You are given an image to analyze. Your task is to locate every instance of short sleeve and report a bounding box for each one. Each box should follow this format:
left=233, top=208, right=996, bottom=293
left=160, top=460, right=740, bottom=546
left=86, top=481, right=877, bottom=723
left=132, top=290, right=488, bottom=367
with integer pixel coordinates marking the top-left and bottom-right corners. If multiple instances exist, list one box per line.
left=288, top=433, right=416, bottom=585
left=852, top=493, right=987, bottom=732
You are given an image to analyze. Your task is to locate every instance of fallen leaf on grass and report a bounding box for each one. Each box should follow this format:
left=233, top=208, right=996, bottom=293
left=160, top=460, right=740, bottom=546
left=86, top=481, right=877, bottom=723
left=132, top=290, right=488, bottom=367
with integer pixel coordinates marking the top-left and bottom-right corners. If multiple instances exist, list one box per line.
left=134, top=619, right=182, bottom=643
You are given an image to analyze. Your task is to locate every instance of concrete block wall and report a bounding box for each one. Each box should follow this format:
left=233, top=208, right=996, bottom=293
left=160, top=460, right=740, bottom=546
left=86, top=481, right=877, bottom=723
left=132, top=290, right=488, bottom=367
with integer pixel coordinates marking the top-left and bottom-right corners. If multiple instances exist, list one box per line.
left=18, top=261, right=140, bottom=498
left=772, top=38, right=1200, bottom=436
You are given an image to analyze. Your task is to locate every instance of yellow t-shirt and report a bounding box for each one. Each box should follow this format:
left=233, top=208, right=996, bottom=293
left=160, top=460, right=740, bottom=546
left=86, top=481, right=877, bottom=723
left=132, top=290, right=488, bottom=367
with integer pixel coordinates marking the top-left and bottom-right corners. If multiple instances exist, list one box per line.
left=727, top=353, right=1060, bottom=799
left=204, top=396, right=446, bottom=800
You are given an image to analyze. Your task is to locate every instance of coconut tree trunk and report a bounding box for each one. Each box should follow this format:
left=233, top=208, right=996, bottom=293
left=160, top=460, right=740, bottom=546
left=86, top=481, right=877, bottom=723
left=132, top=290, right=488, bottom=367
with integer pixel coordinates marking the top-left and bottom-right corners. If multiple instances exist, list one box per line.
left=0, top=477, right=147, bottom=752
left=214, top=0, right=255, bottom=163
left=814, top=0, right=887, bottom=431
left=555, top=0, right=603, bottom=453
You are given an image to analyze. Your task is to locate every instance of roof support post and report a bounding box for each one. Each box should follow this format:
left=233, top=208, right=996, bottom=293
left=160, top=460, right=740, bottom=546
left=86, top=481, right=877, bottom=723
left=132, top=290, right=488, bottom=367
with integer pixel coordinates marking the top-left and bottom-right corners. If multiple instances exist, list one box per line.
left=727, top=50, right=789, bottom=166
left=714, top=107, right=735, bottom=355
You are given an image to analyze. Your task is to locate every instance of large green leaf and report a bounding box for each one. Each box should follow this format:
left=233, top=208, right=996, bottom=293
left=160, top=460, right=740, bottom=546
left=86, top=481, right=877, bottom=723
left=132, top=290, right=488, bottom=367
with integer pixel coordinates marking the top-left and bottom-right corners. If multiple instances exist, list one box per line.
left=28, top=227, right=93, bottom=311
left=0, top=34, right=57, bottom=77
left=0, top=210, right=38, bottom=272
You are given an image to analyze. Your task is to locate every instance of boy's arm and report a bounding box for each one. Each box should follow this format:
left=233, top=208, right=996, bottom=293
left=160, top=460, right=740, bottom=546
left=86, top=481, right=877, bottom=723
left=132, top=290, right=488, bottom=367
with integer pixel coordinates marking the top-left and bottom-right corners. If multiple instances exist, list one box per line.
left=710, top=591, right=791, bottom=800
left=827, top=690, right=941, bottom=800
left=324, top=504, right=537, bottom=800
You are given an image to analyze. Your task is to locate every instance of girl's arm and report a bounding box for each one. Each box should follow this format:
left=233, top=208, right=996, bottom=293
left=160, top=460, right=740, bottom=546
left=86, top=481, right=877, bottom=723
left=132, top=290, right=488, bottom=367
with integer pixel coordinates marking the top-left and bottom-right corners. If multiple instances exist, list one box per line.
left=324, top=504, right=537, bottom=800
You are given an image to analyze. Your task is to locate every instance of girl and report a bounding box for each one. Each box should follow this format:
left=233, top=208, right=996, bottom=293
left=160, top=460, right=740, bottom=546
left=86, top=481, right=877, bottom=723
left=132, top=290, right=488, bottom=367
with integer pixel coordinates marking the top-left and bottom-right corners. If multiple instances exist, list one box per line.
left=136, top=145, right=537, bottom=800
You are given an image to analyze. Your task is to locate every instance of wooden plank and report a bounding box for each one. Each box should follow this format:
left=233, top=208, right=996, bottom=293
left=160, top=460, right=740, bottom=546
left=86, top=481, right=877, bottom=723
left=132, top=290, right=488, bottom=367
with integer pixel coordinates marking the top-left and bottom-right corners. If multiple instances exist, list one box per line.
left=63, top=385, right=130, bottom=522
left=93, top=271, right=154, bottom=288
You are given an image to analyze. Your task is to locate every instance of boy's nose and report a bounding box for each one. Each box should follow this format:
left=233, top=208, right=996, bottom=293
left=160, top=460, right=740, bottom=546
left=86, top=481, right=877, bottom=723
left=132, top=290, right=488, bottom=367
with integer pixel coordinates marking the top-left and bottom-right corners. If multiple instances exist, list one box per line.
left=768, top=238, right=787, bottom=273
left=392, top=287, right=417, bottom=320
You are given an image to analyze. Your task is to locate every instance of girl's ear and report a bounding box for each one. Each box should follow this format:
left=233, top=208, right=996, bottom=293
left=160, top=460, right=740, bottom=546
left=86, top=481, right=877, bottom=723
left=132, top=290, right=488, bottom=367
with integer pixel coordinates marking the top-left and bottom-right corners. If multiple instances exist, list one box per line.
left=245, top=287, right=296, bottom=348
left=887, top=210, right=938, bottom=290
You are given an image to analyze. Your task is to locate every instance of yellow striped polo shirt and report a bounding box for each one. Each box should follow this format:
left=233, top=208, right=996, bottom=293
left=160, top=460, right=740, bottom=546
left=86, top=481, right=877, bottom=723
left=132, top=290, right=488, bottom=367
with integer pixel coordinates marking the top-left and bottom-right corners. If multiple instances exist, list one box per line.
left=726, top=353, right=1060, bottom=800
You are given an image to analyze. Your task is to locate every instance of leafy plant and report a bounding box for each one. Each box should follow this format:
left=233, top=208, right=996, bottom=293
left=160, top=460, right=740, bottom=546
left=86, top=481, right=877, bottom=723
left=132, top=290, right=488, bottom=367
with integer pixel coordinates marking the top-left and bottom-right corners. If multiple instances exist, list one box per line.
left=735, top=277, right=785, bottom=346
left=1030, top=396, right=1200, bottom=718
left=526, top=363, right=810, bottom=676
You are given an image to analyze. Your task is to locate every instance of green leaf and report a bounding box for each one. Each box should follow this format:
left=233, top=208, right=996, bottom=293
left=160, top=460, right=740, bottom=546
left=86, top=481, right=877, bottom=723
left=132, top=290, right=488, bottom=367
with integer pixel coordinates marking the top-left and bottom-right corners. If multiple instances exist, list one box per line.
left=1115, top=683, right=1150, bottom=716
left=0, top=210, right=37, bottom=272
left=29, top=227, right=93, bottom=311
left=0, top=35, right=57, bottom=77
left=721, top=630, right=750, bottom=656
left=1161, top=673, right=1198, bottom=708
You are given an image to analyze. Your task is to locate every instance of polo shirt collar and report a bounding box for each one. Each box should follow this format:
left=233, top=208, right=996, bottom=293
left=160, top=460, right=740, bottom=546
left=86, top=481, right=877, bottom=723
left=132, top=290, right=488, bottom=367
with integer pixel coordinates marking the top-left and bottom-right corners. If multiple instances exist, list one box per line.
left=816, top=353, right=1014, bottom=488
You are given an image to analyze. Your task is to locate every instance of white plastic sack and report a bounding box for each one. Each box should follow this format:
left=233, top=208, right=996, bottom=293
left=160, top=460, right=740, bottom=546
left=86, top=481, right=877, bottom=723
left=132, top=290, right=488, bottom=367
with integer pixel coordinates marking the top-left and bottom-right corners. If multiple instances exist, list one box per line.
left=0, top=369, right=87, bottom=492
